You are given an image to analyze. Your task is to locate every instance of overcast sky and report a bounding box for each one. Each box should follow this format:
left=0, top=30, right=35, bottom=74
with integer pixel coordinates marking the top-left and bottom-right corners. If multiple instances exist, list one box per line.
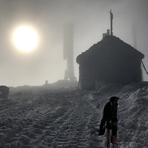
left=0, top=0, right=148, bottom=86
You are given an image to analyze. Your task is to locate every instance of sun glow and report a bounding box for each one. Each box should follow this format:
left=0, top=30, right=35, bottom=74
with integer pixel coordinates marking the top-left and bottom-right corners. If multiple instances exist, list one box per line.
left=12, top=25, right=40, bottom=53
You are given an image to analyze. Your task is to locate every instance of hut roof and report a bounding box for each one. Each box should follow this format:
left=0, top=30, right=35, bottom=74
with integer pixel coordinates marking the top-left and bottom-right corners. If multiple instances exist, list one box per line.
left=76, top=35, right=144, bottom=64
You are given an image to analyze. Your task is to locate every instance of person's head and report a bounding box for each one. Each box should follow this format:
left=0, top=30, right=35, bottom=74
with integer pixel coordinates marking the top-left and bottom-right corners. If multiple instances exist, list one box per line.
left=110, top=96, right=119, bottom=105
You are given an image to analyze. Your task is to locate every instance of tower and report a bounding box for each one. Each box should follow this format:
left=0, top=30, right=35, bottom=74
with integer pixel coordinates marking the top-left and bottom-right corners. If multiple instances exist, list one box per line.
left=63, top=23, right=76, bottom=81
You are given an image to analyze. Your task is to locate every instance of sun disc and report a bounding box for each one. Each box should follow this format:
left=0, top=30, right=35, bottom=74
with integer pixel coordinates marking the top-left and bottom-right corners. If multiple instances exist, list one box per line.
left=12, top=25, right=39, bottom=53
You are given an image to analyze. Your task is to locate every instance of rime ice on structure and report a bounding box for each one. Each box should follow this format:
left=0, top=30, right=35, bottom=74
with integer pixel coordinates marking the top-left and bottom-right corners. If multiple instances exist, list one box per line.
left=63, top=23, right=76, bottom=81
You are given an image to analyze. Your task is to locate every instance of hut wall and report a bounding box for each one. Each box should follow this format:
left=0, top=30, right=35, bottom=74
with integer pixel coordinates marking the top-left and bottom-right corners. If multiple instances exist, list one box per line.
left=79, top=63, right=96, bottom=90
left=78, top=56, right=143, bottom=90
left=116, top=57, right=142, bottom=83
left=95, top=57, right=142, bottom=86
left=132, top=60, right=142, bottom=82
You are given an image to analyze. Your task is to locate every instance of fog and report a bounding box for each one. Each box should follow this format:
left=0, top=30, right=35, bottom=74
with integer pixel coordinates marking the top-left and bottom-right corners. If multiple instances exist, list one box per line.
left=0, top=0, right=148, bottom=86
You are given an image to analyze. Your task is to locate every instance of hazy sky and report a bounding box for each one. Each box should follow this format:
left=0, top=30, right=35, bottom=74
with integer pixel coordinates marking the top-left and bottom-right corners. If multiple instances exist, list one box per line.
left=0, top=0, right=148, bottom=86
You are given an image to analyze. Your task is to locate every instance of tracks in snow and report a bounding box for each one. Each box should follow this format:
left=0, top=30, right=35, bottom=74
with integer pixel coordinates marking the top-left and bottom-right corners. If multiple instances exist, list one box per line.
left=0, top=90, right=105, bottom=148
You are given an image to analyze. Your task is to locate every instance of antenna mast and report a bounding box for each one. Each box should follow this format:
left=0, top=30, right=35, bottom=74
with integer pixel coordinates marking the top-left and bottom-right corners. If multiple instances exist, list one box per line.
left=110, top=10, right=113, bottom=36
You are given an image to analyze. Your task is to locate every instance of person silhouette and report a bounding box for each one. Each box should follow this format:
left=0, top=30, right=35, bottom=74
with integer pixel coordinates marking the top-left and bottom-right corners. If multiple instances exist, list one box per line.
left=99, top=96, right=119, bottom=147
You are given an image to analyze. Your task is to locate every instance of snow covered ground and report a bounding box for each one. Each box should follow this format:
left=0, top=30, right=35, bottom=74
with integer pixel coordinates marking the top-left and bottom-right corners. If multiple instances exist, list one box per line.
left=0, top=82, right=148, bottom=148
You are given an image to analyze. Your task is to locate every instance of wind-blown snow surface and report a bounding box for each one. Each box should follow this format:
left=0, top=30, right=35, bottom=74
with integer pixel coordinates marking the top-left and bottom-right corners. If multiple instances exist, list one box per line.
left=0, top=82, right=148, bottom=148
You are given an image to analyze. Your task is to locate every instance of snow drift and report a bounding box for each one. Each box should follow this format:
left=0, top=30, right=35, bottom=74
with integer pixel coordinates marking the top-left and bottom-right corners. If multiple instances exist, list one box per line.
left=0, top=82, right=148, bottom=148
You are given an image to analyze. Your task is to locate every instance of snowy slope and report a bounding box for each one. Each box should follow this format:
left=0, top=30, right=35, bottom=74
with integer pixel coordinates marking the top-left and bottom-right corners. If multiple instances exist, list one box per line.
left=0, top=82, right=148, bottom=148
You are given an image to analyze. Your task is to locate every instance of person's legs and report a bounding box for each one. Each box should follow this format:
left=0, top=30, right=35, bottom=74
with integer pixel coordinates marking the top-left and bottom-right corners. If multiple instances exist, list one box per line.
left=111, top=125, right=117, bottom=145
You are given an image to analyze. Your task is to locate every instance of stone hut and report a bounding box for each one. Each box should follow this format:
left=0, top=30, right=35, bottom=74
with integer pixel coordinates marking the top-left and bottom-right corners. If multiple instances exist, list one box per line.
left=76, top=35, right=144, bottom=90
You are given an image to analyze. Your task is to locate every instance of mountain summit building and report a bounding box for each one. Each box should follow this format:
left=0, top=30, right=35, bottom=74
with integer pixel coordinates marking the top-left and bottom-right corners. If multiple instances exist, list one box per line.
left=76, top=35, right=144, bottom=90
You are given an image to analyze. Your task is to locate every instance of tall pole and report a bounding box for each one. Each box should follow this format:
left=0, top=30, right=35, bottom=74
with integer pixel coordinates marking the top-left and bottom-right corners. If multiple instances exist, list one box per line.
left=110, top=10, right=113, bottom=36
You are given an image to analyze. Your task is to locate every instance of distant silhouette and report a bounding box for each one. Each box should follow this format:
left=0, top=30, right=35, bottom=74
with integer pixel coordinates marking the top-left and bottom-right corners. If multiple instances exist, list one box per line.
left=45, top=80, right=48, bottom=85
left=99, top=96, right=119, bottom=147
left=0, top=85, right=9, bottom=99
left=63, top=23, right=76, bottom=81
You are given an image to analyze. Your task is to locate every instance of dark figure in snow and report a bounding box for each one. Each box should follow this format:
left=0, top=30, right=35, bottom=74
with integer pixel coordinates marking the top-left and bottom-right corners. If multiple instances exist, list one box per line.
left=99, top=96, right=119, bottom=147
